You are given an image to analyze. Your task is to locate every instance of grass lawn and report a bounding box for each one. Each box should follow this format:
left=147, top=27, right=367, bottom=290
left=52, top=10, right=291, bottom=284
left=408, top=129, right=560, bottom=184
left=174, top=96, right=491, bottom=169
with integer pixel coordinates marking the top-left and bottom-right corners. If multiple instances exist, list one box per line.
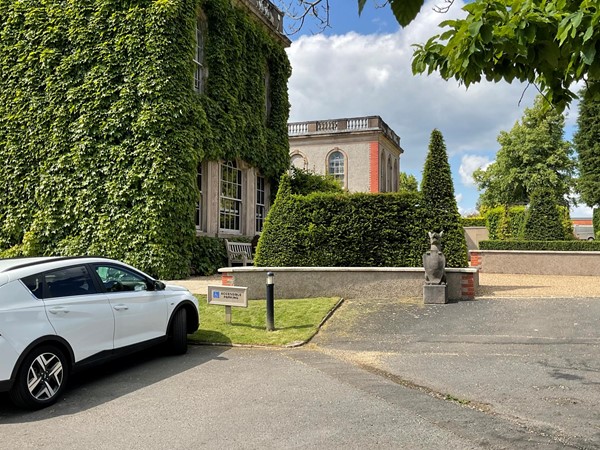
left=189, top=295, right=342, bottom=347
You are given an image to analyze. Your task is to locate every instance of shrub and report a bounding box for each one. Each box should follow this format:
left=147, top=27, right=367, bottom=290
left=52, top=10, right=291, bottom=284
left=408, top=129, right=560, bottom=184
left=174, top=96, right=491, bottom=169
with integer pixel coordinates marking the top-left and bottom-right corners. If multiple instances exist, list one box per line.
left=522, top=188, right=566, bottom=241
left=461, top=217, right=486, bottom=227
left=484, top=206, right=526, bottom=240
left=479, top=240, right=600, bottom=251
left=190, top=236, right=228, bottom=276
left=288, top=167, right=344, bottom=195
left=594, top=208, right=600, bottom=239
left=420, top=129, right=468, bottom=267
left=256, top=175, right=468, bottom=268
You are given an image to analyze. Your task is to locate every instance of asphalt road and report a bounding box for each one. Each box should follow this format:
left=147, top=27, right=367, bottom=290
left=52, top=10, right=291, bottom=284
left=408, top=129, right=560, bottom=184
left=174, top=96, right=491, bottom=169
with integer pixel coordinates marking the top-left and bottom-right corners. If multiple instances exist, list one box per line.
left=1, top=295, right=599, bottom=449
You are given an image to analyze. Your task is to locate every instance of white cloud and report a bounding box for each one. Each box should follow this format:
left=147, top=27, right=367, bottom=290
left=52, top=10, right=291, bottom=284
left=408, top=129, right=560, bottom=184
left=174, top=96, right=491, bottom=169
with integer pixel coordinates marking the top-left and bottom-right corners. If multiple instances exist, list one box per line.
left=459, top=155, right=493, bottom=187
left=286, top=0, right=544, bottom=210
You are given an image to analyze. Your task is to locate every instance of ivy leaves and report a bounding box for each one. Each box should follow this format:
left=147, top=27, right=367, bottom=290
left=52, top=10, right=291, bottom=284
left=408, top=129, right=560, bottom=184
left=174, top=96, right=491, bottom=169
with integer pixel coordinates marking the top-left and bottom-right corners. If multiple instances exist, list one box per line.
left=412, top=0, right=600, bottom=111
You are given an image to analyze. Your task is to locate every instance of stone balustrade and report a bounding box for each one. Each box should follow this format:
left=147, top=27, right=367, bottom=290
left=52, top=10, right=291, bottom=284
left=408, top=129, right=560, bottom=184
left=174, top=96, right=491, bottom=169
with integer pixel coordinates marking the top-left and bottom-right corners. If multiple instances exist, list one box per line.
left=288, top=115, right=401, bottom=147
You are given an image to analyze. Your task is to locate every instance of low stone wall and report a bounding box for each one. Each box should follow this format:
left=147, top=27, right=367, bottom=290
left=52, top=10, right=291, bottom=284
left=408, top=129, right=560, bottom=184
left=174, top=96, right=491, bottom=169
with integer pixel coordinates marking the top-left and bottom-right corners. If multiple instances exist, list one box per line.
left=470, top=250, right=600, bottom=275
left=464, top=226, right=489, bottom=251
left=217, top=267, right=479, bottom=301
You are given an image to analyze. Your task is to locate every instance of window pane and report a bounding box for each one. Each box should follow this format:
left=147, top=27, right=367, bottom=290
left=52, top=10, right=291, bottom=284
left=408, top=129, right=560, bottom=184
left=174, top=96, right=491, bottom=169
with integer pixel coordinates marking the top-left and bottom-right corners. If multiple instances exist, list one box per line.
left=220, top=162, right=242, bottom=232
left=22, top=274, right=43, bottom=299
left=328, top=151, right=344, bottom=184
left=45, top=266, right=97, bottom=298
left=95, top=265, right=148, bottom=292
left=256, top=175, right=266, bottom=232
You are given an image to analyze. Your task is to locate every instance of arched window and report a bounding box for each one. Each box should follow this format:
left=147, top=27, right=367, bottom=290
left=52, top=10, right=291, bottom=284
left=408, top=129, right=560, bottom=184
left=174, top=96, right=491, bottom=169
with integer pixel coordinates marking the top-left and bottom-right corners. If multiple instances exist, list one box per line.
left=194, top=14, right=207, bottom=93
left=291, top=152, right=307, bottom=170
left=328, top=151, right=345, bottom=185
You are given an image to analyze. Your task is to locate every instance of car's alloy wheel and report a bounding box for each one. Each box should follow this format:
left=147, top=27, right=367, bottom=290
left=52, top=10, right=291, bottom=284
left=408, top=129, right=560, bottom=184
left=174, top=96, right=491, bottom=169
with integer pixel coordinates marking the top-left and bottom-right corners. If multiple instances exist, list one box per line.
left=27, top=352, right=64, bottom=401
left=10, top=345, right=69, bottom=410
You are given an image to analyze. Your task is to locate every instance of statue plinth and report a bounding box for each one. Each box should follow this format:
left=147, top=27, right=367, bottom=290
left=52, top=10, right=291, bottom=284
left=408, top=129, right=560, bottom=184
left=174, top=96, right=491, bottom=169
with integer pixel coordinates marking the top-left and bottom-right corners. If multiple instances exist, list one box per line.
left=423, top=284, right=448, bottom=304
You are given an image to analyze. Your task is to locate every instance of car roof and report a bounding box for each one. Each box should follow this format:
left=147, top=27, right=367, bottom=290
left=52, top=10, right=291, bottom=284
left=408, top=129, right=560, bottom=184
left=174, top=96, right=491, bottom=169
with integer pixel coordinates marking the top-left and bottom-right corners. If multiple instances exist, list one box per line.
left=0, top=256, right=129, bottom=275
left=0, top=257, right=61, bottom=272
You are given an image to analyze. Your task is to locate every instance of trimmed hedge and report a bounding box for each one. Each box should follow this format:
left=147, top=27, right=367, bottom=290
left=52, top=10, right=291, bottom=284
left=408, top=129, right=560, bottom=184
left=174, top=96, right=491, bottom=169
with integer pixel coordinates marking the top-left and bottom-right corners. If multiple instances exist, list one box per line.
left=479, top=240, right=600, bottom=251
left=462, top=217, right=486, bottom=227
left=255, top=176, right=469, bottom=268
left=594, top=208, right=600, bottom=239
left=523, top=188, right=566, bottom=241
left=485, top=206, right=526, bottom=240
left=190, top=236, right=227, bottom=276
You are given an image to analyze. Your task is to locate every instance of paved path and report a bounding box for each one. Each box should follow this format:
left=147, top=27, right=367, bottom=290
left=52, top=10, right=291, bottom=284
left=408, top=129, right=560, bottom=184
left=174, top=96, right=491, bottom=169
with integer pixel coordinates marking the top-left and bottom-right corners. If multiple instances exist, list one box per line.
left=309, top=296, right=600, bottom=448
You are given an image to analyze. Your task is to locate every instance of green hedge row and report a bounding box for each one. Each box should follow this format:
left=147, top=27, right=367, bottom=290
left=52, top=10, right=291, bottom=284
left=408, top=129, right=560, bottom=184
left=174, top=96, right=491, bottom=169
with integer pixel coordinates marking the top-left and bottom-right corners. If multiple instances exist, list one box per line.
left=462, top=217, right=486, bottom=227
left=255, top=177, right=468, bottom=268
left=479, top=240, right=600, bottom=251
left=484, top=204, right=573, bottom=241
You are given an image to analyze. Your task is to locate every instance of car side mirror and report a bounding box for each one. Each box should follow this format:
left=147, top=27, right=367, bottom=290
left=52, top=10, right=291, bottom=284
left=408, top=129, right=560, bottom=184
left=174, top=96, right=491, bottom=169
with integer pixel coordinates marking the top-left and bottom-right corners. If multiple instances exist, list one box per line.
left=154, top=280, right=166, bottom=291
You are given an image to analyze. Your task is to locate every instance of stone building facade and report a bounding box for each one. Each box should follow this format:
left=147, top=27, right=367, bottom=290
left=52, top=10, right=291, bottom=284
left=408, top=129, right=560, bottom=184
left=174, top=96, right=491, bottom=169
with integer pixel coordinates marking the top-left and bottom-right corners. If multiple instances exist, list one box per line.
left=288, top=116, right=404, bottom=193
left=195, top=0, right=290, bottom=239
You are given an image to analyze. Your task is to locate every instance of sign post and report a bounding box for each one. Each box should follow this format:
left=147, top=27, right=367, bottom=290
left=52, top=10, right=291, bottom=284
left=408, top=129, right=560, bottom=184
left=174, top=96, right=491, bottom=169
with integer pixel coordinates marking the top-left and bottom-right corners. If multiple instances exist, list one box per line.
left=207, top=285, right=248, bottom=324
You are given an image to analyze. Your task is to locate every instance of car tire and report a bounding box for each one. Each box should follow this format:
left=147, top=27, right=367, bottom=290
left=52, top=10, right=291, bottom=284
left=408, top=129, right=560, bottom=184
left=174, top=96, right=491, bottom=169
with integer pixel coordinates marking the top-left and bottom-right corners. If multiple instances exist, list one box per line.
left=9, top=345, right=69, bottom=410
left=167, top=308, right=188, bottom=355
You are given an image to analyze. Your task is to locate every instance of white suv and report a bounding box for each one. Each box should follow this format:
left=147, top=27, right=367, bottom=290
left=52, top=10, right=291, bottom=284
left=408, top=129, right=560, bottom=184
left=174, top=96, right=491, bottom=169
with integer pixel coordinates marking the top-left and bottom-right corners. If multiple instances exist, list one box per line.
left=0, top=257, right=199, bottom=409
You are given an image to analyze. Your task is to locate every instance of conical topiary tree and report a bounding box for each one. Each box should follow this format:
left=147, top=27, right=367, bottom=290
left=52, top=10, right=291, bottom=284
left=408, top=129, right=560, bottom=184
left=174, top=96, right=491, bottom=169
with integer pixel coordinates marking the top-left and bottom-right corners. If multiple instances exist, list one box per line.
left=421, top=129, right=468, bottom=267
left=522, top=187, right=566, bottom=241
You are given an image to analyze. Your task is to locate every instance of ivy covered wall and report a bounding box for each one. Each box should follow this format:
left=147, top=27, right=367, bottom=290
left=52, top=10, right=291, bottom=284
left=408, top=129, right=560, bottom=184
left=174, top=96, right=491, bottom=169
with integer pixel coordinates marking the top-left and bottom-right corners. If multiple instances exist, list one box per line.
left=0, top=0, right=291, bottom=278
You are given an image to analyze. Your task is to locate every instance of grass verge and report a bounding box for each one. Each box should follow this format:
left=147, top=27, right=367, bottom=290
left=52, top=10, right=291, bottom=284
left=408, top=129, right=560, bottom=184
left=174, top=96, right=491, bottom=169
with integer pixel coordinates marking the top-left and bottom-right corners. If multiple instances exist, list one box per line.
left=189, top=296, right=342, bottom=347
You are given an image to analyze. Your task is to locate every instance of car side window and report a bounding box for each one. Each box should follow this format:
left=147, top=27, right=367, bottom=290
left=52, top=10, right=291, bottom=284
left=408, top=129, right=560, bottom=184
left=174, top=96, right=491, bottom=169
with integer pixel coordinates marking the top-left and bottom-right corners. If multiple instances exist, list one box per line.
left=45, top=266, right=98, bottom=299
left=22, top=274, right=44, bottom=299
left=95, top=265, right=148, bottom=293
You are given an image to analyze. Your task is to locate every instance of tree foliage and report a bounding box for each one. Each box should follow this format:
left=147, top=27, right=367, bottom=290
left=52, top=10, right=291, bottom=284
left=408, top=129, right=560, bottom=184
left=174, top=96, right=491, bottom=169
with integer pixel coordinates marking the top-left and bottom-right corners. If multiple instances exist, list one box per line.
left=412, top=0, right=600, bottom=111
left=398, top=172, right=419, bottom=192
left=421, top=129, right=468, bottom=266
left=574, top=79, right=600, bottom=207
left=288, top=167, right=344, bottom=195
left=522, top=187, right=567, bottom=241
left=473, top=96, right=575, bottom=208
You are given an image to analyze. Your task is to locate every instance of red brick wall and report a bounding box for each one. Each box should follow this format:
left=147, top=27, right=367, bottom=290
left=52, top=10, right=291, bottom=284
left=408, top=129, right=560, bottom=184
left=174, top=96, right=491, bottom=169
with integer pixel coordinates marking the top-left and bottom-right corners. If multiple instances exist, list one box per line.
left=369, top=142, right=379, bottom=193
left=461, top=273, right=476, bottom=300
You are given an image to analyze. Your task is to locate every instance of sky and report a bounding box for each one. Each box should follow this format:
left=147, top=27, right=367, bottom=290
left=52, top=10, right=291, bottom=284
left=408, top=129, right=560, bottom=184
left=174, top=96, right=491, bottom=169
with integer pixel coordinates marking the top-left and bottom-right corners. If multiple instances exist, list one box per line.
left=277, top=0, right=592, bottom=218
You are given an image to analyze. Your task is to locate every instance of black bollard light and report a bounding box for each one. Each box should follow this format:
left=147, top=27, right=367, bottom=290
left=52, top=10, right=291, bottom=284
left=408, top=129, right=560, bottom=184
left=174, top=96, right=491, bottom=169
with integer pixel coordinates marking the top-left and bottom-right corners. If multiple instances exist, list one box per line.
left=266, top=271, right=275, bottom=331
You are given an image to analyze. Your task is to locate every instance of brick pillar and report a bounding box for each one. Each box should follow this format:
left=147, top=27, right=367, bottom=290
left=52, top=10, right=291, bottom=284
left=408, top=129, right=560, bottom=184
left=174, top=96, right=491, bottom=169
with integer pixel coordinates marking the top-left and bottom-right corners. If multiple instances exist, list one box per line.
left=369, top=142, right=379, bottom=192
left=221, top=274, right=234, bottom=286
left=470, top=251, right=482, bottom=270
left=461, top=273, right=475, bottom=300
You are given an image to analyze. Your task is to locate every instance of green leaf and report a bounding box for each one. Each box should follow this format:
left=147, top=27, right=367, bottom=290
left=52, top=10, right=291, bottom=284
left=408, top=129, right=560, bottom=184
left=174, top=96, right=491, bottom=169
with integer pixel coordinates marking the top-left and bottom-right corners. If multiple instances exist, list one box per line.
left=468, top=20, right=483, bottom=37
left=388, top=0, right=425, bottom=27
left=583, top=25, right=593, bottom=42
left=582, top=43, right=596, bottom=65
left=358, top=0, right=367, bottom=15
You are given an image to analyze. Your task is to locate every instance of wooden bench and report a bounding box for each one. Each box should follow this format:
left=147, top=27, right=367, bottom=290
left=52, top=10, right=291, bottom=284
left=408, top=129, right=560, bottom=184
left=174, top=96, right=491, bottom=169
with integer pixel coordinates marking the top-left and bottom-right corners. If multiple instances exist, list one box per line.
left=225, top=240, right=254, bottom=266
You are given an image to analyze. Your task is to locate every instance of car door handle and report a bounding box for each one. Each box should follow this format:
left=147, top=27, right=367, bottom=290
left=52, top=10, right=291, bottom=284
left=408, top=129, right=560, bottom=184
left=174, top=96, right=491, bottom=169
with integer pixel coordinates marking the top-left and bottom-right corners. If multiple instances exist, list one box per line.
left=113, top=304, right=129, bottom=311
left=48, top=307, right=69, bottom=314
